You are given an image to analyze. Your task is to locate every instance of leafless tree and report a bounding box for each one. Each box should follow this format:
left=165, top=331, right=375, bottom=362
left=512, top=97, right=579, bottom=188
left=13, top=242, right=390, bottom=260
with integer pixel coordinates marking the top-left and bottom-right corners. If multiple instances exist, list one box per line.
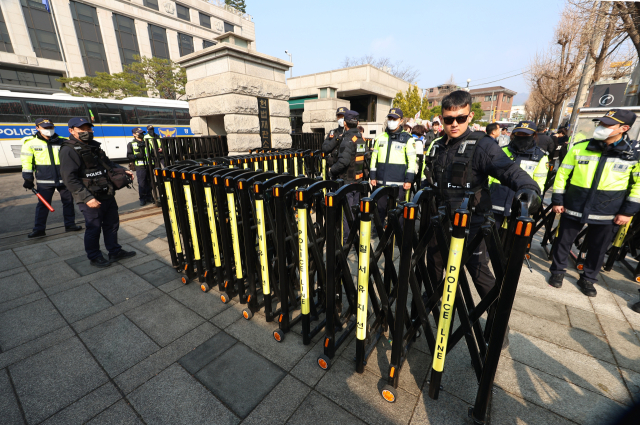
left=341, top=55, right=420, bottom=83
left=527, top=6, right=587, bottom=128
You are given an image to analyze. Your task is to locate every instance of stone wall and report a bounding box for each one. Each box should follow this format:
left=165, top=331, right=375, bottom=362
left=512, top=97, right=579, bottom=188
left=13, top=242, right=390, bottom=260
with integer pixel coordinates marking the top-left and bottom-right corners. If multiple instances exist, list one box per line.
left=301, top=99, right=350, bottom=134
left=177, top=44, right=293, bottom=155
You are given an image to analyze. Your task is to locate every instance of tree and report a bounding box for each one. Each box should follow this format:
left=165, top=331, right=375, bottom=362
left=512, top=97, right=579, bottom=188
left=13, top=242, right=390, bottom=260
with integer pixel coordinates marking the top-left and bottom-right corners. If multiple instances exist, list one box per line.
left=58, top=55, right=186, bottom=100
left=126, top=56, right=186, bottom=100
left=392, top=84, right=429, bottom=120
left=58, top=72, right=145, bottom=99
left=342, top=55, right=420, bottom=83
left=470, top=102, right=485, bottom=124
left=225, top=0, right=246, bottom=13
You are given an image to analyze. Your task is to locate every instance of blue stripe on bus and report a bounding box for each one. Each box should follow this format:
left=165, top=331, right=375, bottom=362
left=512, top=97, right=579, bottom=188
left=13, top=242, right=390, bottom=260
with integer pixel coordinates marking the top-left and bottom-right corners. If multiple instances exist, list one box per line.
left=0, top=124, right=193, bottom=139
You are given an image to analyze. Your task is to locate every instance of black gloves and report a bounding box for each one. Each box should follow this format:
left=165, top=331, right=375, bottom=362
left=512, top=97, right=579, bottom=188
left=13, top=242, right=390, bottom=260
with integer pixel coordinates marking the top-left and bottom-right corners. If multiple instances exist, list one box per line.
left=23, top=180, right=34, bottom=190
left=514, top=188, right=541, bottom=215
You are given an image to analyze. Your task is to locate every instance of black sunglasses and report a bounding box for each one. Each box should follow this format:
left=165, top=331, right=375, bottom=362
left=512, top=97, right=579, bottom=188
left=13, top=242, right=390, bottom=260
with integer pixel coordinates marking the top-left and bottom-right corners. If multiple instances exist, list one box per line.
left=442, top=114, right=470, bottom=125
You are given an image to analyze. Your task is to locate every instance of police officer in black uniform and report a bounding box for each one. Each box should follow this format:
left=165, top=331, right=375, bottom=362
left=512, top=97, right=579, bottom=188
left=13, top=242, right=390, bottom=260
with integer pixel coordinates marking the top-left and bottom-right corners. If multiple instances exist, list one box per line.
left=321, top=107, right=348, bottom=169
left=421, top=90, right=541, bottom=304
left=329, top=110, right=366, bottom=243
left=59, top=117, right=137, bottom=267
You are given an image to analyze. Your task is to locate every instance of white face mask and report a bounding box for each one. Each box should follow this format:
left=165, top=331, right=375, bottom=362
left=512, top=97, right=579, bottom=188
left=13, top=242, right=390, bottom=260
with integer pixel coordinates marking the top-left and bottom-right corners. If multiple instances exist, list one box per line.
left=387, top=120, right=399, bottom=131
left=40, top=129, right=55, bottom=137
left=337, top=118, right=344, bottom=127
left=593, top=125, right=615, bottom=141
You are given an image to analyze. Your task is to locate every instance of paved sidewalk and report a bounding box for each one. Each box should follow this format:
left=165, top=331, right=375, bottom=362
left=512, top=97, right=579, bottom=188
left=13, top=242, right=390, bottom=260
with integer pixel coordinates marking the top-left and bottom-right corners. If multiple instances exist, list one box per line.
left=0, top=214, right=638, bottom=424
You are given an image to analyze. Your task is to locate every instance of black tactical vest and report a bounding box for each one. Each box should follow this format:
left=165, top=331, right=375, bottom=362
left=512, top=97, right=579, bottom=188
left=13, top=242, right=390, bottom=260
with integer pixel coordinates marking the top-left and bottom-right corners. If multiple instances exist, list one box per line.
left=68, top=142, right=114, bottom=198
left=326, top=127, right=344, bottom=167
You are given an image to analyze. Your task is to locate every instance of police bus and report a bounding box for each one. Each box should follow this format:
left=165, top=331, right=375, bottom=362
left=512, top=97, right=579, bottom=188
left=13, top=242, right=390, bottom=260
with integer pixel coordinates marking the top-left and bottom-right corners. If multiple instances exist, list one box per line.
left=0, top=92, right=193, bottom=168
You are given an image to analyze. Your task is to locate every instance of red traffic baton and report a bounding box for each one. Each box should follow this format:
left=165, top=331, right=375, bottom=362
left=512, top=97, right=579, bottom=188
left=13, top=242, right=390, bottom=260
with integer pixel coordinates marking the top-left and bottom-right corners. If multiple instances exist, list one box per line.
left=32, top=188, right=55, bottom=212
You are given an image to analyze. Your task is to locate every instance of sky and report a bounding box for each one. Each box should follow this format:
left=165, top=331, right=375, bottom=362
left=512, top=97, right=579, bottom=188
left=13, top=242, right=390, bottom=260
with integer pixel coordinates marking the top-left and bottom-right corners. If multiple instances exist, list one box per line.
left=246, top=0, right=565, bottom=105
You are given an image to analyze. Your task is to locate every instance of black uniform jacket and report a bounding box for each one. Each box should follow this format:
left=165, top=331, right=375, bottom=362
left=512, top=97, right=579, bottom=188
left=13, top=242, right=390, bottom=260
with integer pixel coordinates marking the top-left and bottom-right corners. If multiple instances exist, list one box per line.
left=59, top=136, right=123, bottom=204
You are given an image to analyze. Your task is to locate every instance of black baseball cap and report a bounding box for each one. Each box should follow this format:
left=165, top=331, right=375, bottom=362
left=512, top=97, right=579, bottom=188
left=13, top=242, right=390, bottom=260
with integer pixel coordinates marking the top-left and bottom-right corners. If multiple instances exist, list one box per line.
left=344, top=110, right=359, bottom=122
left=513, top=121, right=536, bottom=135
left=68, top=117, right=93, bottom=128
left=387, top=108, right=403, bottom=119
left=336, top=107, right=347, bottom=116
left=35, top=118, right=54, bottom=128
left=132, top=127, right=145, bottom=135
left=146, top=124, right=154, bottom=130
left=594, top=109, right=637, bottom=127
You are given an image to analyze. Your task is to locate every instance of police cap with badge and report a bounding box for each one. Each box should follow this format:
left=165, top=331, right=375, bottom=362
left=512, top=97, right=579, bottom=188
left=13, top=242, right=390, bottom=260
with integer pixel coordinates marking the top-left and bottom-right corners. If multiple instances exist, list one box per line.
left=594, top=109, right=637, bottom=127
left=336, top=107, right=347, bottom=117
left=388, top=108, right=404, bottom=119
left=35, top=118, right=54, bottom=128
left=344, top=110, right=359, bottom=126
left=513, top=121, right=536, bottom=134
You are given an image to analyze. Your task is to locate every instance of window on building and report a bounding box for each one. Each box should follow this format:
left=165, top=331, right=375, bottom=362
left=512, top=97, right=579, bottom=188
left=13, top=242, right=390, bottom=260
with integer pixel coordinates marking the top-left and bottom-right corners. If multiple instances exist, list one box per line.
left=224, top=21, right=234, bottom=33
left=148, top=24, right=169, bottom=59
left=319, top=88, right=327, bottom=99
left=112, top=14, right=140, bottom=67
left=177, top=33, right=194, bottom=56
left=70, top=1, right=109, bottom=75
left=0, top=65, right=62, bottom=90
left=0, top=98, right=28, bottom=123
left=0, top=7, right=13, bottom=53
left=484, top=95, right=498, bottom=102
left=136, top=106, right=175, bottom=124
left=203, top=40, right=216, bottom=49
left=21, top=0, right=62, bottom=61
left=503, top=95, right=510, bottom=103
left=429, top=88, right=433, bottom=93
left=176, top=3, right=189, bottom=21
left=199, top=12, right=211, bottom=28
left=143, top=0, right=159, bottom=10
left=25, top=100, right=87, bottom=122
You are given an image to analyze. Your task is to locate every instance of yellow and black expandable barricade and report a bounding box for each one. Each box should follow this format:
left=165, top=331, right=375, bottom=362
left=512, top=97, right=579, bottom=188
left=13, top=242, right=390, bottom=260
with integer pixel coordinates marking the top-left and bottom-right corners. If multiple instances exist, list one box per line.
left=242, top=174, right=295, bottom=321
left=271, top=177, right=319, bottom=342
left=603, top=213, right=640, bottom=282
left=317, top=182, right=369, bottom=370
left=353, top=185, right=401, bottom=374
left=378, top=190, right=505, bottom=404
left=469, top=194, right=536, bottom=424
left=295, top=179, right=341, bottom=345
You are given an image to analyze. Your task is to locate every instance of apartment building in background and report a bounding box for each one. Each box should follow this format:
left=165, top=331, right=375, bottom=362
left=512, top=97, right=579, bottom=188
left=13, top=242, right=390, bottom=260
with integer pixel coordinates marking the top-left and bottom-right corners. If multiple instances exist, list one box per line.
left=426, top=83, right=517, bottom=122
left=0, top=0, right=255, bottom=93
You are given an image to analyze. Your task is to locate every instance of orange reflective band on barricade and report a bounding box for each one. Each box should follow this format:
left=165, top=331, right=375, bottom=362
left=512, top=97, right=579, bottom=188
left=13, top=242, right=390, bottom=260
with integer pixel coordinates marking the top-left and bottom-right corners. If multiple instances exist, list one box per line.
left=154, top=169, right=158, bottom=176
left=192, top=174, right=196, bottom=181
left=225, top=179, right=230, bottom=187
left=181, top=173, right=186, bottom=179
left=390, top=367, right=395, bottom=378
left=202, top=176, right=207, bottom=183
left=274, top=187, right=280, bottom=197
left=238, top=181, right=243, bottom=190
left=360, top=200, right=370, bottom=213
left=525, top=222, right=533, bottom=237
left=326, top=196, right=333, bottom=207
left=214, top=177, right=218, bottom=185
left=254, top=184, right=260, bottom=193
left=403, top=206, right=415, bottom=220
left=297, top=191, right=303, bottom=202
left=324, top=338, right=329, bottom=348
left=461, top=214, right=467, bottom=227
left=453, top=213, right=468, bottom=227
left=515, top=221, right=532, bottom=236
left=162, top=170, right=167, bottom=177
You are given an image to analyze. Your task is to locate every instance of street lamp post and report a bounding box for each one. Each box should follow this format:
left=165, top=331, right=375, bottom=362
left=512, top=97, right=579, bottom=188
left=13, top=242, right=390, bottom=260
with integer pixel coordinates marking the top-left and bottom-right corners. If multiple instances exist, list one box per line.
left=285, top=50, right=292, bottom=78
left=466, top=78, right=471, bottom=91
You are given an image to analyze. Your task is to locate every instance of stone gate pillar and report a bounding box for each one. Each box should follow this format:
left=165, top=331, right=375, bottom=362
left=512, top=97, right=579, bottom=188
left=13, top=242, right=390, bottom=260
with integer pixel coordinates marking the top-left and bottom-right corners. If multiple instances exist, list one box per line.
left=176, top=44, right=293, bottom=155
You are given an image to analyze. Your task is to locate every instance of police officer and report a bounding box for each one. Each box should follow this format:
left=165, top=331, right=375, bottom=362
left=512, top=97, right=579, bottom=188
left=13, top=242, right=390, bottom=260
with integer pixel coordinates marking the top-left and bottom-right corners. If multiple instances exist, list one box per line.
left=144, top=125, right=163, bottom=167
left=59, top=117, right=136, bottom=267
left=21, top=118, right=82, bottom=238
left=420, top=90, right=540, bottom=303
left=321, top=107, right=348, bottom=169
left=328, top=110, right=366, bottom=242
left=127, top=127, right=153, bottom=206
left=490, top=120, right=549, bottom=226
left=370, top=107, right=417, bottom=222
left=549, top=109, right=640, bottom=297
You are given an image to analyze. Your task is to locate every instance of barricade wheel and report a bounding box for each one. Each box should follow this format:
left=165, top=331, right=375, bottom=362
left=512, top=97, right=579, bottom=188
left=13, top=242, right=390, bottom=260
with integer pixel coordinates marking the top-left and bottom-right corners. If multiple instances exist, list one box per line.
left=381, top=385, right=397, bottom=403
left=221, top=294, right=229, bottom=304
left=181, top=276, right=188, bottom=284
left=317, top=355, right=330, bottom=370
left=273, top=329, right=284, bottom=342
left=242, top=309, right=253, bottom=320
left=635, top=275, right=640, bottom=283
left=200, top=283, right=210, bottom=292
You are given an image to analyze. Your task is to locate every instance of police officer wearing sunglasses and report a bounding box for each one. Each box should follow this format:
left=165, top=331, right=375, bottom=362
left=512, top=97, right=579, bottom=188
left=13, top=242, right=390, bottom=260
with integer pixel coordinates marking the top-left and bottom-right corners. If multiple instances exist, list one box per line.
left=421, top=91, right=541, bottom=328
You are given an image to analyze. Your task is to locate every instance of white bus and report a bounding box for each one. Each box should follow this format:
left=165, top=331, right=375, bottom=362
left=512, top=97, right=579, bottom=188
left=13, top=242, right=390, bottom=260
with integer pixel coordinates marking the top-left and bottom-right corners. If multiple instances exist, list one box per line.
left=0, top=92, right=193, bottom=168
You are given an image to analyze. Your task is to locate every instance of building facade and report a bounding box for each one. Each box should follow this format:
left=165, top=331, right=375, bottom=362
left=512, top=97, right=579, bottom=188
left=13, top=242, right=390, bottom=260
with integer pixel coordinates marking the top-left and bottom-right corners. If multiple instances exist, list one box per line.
left=287, top=65, right=410, bottom=137
left=0, top=0, right=254, bottom=93
left=426, top=83, right=517, bottom=122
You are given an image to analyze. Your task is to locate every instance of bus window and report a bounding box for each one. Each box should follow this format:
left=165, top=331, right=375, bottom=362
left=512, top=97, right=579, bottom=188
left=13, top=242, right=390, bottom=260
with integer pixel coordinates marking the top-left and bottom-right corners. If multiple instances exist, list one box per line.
left=175, top=108, right=190, bottom=125
left=24, top=100, right=87, bottom=123
left=87, top=103, right=138, bottom=124
left=0, top=99, right=28, bottom=123
left=136, top=106, right=175, bottom=124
